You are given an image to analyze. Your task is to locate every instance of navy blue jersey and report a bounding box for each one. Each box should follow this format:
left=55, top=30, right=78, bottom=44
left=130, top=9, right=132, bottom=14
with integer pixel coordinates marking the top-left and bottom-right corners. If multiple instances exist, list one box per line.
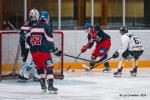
left=26, top=22, right=56, bottom=54
left=87, top=29, right=111, bottom=48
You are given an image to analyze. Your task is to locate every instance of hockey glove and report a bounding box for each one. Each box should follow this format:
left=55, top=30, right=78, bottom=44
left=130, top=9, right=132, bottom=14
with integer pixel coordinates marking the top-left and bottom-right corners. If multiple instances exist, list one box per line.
left=112, top=51, right=119, bottom=58
left=81, top=45, right=88, bottom=53
left=54, top=48, right=62, bottom=56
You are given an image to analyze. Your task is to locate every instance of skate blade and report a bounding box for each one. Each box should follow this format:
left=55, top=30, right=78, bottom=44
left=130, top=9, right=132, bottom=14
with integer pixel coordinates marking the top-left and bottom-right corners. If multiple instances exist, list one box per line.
left=103, top=70, right=111, bottom=73
left=130, top=73, right=137, bottom=77
left=49, top=90, right=57, bottom=94
left=41, top=89, right=47, bottom=94
left=82, top=64, right=90, bottom=71
left=114, top=74, right=122, bottom=77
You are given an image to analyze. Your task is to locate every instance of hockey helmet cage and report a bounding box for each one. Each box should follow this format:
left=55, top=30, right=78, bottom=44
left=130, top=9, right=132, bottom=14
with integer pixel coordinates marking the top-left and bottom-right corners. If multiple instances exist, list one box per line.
left=120, top=26, right=128, bottom=35
left=29, top=9, right=39, bottom=21
left=83, top=22, right=91, bottom=30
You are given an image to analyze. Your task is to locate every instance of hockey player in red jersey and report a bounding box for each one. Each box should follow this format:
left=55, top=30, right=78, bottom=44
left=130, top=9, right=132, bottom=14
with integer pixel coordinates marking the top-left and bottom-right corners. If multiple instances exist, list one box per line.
left=18, top=9, right=39, bottom=81
left=112, top=26, right=144, bottom=77
left=26, top=11, right=62, bottom=94
left=81, top=23, right=111, bottom=72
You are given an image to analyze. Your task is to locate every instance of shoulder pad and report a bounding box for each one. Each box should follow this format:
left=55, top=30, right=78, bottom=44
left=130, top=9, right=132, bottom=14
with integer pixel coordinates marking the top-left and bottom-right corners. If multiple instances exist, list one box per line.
left=127, top=34, right=134, bottom=38
left=21, top=26, right=31, bottom=30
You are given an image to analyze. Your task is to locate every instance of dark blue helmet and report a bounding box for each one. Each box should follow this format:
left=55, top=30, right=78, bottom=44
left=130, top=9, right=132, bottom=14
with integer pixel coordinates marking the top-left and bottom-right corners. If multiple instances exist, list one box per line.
left=39, top=11, right=49, bottom=21
left=83, top=22, right=91, bottom=30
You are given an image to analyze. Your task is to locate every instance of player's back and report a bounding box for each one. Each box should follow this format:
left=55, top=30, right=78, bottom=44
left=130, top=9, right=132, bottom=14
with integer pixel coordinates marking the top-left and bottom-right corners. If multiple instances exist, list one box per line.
left=128, top=34, right=144, bottom=51
left=20, top=18, right=38, bottom=37
left=95, top=30, right=110, bottom=44
left=27, top=23, right=54, bottom=53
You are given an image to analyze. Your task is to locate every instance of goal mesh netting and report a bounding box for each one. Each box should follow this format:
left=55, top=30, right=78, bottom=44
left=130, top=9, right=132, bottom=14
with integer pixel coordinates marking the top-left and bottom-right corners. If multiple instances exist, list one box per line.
left=0, top=31, right=64, bottom=79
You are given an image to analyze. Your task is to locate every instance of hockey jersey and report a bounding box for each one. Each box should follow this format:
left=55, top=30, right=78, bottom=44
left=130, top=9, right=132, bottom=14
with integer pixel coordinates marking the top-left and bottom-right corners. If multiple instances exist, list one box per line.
left=20, top=18, right=37, bottom=38
left=20, top=18, right=38, bottom=48
left=26, top=22, right=56, bottom=53
left=87, top=29, right=111, bottom=48
left=117, top=33, right=144, bottom=54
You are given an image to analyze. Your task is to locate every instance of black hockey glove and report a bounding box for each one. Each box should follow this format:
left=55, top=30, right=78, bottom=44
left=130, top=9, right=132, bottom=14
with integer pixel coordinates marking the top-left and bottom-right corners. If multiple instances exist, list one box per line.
left=112, top=51, right=119, bottom=58
left=54, top=48, right=62, bottom=56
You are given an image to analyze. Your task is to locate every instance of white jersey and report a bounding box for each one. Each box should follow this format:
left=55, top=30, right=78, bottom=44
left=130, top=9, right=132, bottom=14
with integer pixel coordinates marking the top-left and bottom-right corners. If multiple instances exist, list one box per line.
left=117, top=32, right=144, bottom=54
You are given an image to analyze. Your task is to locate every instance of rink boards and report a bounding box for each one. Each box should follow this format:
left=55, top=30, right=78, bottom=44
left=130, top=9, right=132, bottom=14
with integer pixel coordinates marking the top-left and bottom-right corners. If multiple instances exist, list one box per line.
left=0, top=30, right=150, bottom=73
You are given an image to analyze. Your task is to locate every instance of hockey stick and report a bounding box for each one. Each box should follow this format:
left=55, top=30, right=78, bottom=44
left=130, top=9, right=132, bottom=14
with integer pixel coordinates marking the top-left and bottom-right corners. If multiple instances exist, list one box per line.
left=63, top=53, right=94, bottom=62
left=65, top=52, right=81, bottom=71
left=82, top=56, right=113, bottom=71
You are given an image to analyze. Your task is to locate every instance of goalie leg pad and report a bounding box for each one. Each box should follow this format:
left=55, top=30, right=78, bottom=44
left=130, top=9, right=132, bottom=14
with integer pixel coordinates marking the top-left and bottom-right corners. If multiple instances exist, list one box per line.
left=19, top=53, right=36, bottom=79
left=19, top=65, right=32, bottom=79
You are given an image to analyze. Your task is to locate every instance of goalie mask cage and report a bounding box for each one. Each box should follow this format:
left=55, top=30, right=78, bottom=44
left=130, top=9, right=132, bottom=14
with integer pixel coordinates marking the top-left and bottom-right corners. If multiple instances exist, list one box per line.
left=0, top=30, right=64, bottom=79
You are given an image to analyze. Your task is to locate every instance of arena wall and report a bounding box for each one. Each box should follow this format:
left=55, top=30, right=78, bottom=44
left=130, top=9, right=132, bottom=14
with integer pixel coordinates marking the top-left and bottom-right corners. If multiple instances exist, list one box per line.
left=0, top=30, right=150, bottom=71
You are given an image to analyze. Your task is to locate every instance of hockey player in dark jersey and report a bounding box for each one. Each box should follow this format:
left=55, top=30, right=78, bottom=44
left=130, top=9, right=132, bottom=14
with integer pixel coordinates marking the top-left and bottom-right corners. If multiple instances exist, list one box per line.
left=81, top=23, right=111, bottom=72
left=20, top=9, right=39, bottom=62
left=26, top=11, right=62, bottom=94
left=18, top=9, right=39, bottom=81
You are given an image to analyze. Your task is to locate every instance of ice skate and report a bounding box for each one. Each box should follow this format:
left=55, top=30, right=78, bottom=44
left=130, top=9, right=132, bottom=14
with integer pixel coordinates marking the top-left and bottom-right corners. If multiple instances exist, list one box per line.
left=40, top=78, right=47, bottom=93
left=130, top=67, right=137, bottom=77
left=103, top=68, right=111, bottom=72
left=47, top=80, right=58, bottom=94
left=48, top=86, right=58, bottom=94
left=114, top=67, right=123, bottom=77
left=41, top=86, right=47, bottom=93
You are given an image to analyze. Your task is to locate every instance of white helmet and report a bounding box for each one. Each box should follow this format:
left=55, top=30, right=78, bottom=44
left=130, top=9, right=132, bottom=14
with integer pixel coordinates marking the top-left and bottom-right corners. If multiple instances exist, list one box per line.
left=29, top=9, right=39, bottom=21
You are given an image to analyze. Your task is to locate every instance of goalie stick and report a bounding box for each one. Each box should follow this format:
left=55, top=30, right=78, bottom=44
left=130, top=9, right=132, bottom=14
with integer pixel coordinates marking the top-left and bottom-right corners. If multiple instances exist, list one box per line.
left=82, top=56, right=113, bottom=71
left=65, top=52, right=81, bottom=71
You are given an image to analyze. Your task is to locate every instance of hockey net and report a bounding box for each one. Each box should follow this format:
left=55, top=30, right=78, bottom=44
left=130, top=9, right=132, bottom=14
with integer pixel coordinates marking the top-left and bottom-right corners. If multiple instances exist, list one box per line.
left=0, top=30, right=64, bottom=79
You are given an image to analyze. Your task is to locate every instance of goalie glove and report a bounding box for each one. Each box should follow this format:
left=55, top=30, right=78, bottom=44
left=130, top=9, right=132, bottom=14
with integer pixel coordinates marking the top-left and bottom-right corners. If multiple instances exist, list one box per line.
left=54, top=48, right=62, bottom=56
left=81, top=45, right=89, bottom=53
left=112, top=51, right=119, bottom=58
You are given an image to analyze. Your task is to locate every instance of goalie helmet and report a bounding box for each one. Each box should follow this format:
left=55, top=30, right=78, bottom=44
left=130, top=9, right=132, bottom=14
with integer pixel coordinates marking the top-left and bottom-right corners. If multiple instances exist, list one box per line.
left=39, top=11, right=49, bottom=23
left=120, top=26, right=128, bottom=35
left=29, top=9, right=39, bottom=21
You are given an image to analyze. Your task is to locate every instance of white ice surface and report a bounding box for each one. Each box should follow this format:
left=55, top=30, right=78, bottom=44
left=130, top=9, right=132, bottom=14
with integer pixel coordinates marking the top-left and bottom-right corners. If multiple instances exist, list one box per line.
left=0, top=68, right=150, bottom=100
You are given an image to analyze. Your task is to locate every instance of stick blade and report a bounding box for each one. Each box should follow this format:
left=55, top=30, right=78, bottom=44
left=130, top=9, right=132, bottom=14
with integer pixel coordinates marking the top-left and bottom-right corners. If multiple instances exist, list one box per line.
left=82, top=64, right=90, bottom=71
left=66, top=65, right=71, bottom=71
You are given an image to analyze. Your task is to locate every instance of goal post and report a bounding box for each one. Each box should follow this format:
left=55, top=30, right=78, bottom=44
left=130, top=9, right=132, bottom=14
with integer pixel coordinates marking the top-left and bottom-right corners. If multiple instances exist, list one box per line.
left=0, top=30, right=64, bottom=79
